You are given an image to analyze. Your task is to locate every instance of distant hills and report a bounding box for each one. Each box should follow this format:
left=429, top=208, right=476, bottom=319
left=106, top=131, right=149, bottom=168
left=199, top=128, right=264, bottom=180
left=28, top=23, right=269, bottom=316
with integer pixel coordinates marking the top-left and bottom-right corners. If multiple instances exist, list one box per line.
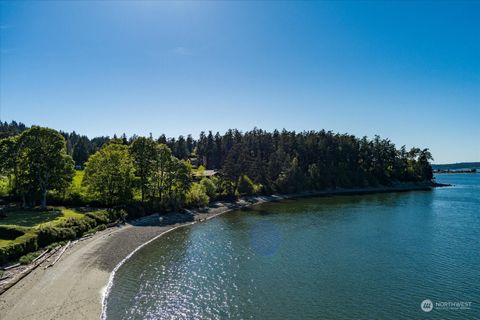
left=432, top=162, right=480, bottom=171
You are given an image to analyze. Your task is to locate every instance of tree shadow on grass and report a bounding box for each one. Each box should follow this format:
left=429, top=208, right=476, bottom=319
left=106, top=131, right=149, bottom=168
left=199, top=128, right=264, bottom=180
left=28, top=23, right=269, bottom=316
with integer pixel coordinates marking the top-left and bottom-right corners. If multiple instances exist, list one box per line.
left=0, top=208, right=62, bottom=227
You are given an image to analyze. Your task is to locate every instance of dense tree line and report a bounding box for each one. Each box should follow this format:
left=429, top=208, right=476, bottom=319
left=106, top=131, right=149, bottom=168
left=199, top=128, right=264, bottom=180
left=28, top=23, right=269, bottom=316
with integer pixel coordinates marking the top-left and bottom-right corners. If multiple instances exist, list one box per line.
left=195, top=128, right=433, bottom=192
left=1, top=121, right=110, bottom=168
left=0, top=121, right=27, bottom=139
left=1, top=122, right=433, bottom=211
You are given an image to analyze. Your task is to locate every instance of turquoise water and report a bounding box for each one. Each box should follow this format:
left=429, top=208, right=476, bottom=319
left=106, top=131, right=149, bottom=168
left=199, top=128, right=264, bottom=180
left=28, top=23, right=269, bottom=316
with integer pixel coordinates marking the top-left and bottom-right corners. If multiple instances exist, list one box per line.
left=105, top=174, right=480, bottom=319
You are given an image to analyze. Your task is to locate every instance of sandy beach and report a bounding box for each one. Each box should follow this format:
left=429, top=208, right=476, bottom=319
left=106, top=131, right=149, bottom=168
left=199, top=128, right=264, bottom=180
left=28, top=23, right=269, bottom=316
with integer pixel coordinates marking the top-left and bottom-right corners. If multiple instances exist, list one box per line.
left=0, top=183, right=437, bottom=320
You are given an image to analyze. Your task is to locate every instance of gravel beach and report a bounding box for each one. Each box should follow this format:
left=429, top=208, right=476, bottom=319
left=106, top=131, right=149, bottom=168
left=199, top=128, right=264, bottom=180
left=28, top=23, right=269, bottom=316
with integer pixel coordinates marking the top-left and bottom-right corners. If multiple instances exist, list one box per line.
left=0, top=196, right=277, bottom=320
left=0, top=184, right=434, bottom=320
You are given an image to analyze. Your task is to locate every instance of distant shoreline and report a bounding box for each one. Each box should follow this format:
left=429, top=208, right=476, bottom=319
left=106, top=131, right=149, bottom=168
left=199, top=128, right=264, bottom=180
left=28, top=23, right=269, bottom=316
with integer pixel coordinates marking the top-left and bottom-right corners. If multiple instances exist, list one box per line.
left=0, top=181, right=445, bottom=320
left=434, top=171, right=478, bottom=174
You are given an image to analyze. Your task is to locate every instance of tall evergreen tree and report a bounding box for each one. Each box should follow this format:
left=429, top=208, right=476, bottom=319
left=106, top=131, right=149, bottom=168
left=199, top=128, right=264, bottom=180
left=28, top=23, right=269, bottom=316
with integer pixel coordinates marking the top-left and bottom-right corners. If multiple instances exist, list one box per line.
left=130, top=137, right=157, bottom=202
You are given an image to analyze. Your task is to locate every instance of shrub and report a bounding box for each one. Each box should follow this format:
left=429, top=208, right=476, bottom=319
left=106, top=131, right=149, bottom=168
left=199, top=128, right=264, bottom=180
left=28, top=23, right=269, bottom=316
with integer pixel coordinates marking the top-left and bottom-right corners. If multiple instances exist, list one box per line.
left=185, top=183, right=210, bottom=208
left=216, top=177, right=236, bottom=199
left=0, top=231, right=38, bottom=265
left=85, top=210, right=110, bottom=224
left=19, top=251, right=41, bottom=265
left=125, top=203, right=146, bottom=219
left=200, top=177, right=217, bottom=200
left=37, top=211, right=113, bottom=246
left=85, top=224, right=106, bottom=236
left=45, top=241, right=66, bottom=250
left=0, top=208, right=123, bottom=265
left=37, top=226, right=76, bottom=246
left=64, top=190, right=84, bottom=205
left=236, top=175, right=256, bottom=196
left=95, top=224, right=107, bottom=232
left=0, top=176, right=11, bottom=197
left=164, top=191, right=187, bottom=211
left=108, top=208, right=128, bottom=221
left=0, top=225, right=27, bottom=240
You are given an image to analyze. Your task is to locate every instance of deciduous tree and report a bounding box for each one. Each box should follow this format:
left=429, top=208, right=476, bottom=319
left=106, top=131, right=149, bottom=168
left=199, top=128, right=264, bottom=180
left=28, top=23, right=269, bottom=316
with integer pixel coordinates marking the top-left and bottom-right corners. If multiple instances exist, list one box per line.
left=83, top=142, right=136, bottom=205
left=16, top=126, right=74, bottom=208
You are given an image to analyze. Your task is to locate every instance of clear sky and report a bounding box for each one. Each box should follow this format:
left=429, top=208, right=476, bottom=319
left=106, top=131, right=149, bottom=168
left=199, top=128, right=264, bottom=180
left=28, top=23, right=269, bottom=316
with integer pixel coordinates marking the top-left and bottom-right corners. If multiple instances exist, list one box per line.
left=0, top=1, right=478, bottom=163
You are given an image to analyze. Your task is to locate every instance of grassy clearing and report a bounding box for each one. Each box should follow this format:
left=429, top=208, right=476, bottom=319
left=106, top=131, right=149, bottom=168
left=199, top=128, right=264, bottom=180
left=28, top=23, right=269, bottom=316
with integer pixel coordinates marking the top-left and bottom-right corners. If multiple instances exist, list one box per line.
left=0, top=206, right=124, bottom=265
left=0, top=209, right=62, bottom=227
left=0, top=239, right=12, bottom=246
left=0, top=176, right=10, bottom=197
left=63, top=170, right=89, bottom=201
left=36, top=208, right=83, bottom=228
left=51, top=169, right=100, bottom=204
left=0, top=207, right=86, bottom=248
left=69, top=170, right=86, bottom=193
left=0, top=207, right=85, bottom=229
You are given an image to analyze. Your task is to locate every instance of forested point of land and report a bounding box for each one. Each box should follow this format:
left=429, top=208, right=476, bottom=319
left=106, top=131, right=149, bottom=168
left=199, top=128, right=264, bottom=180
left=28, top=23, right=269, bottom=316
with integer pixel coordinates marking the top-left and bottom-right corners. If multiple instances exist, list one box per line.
left=0, top=121, right=433, bottom=213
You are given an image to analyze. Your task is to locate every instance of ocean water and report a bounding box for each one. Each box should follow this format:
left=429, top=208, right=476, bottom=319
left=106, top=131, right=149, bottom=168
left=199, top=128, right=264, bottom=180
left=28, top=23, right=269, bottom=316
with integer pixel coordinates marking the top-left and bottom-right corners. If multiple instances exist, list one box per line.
left=105, top=174, right=480, bottom=319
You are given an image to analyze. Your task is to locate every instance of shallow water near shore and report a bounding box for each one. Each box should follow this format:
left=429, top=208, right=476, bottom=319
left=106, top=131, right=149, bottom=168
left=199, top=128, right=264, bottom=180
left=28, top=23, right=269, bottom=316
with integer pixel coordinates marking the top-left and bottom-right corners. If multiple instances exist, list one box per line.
left=105, top=174, right=480, bottom=319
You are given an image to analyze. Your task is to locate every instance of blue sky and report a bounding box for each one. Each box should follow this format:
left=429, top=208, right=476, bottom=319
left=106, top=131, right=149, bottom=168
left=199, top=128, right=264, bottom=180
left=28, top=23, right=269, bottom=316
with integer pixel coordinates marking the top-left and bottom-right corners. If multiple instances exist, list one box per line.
left=0, top=1, right=478, bottom=163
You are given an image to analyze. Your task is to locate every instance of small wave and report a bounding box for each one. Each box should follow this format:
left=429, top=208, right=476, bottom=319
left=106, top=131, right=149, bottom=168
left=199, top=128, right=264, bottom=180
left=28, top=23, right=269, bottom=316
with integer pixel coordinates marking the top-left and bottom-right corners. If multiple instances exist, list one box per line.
left=100, top=221, right=196, bottom=320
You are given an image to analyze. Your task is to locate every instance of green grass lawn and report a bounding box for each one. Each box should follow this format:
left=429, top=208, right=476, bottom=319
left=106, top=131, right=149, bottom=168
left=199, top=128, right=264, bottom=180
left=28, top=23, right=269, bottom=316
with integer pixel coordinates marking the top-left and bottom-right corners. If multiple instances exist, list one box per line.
left=64, top=170, right=88, bottom=197
left=0, top=207, right=87, bottom=249
left=0, top=170, right=91, bottom=251
left=0, top=239, right=12, bottom=246
left=0, top=207, right=84, bottom=228
left=71, top=170, right=85, bottom=191
left=37, top=208, right=83, bottom=228
left=0, top=209, right=62, bottom=227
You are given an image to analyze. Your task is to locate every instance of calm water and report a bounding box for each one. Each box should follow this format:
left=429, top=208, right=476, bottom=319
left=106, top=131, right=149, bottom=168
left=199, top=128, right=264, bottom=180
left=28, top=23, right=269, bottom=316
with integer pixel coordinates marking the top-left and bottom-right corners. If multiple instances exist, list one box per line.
left=105, top=174, right=480, bottom=319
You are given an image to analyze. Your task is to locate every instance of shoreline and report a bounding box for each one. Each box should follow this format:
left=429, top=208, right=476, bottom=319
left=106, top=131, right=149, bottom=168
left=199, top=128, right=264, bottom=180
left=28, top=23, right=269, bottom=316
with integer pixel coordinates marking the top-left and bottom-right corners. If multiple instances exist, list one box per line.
left=0, top=182, right=443, bottom=320
left=433, top=171, right=478, bottom=174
